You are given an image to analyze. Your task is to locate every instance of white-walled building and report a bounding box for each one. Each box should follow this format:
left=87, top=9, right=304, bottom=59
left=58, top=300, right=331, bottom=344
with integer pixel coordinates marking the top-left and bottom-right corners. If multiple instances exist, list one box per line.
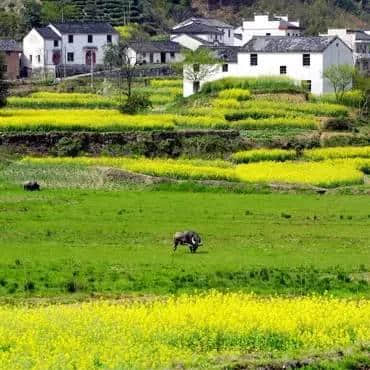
left=127, top=41, right=183, bottom=65
left=23, top=22, right=119, bottom=75
left=171, top=17, right=234, bottom=50
left=184, top=36, right=353, bottom=97
left=320, top=29, right=370, bottom=74
left=237, top=15, right=303, bottom=46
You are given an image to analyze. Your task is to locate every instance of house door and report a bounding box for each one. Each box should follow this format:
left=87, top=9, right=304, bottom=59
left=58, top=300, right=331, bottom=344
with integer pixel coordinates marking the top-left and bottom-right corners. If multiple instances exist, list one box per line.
left=85, top=50, right=96, bottom=66
left=160, top=52, right=166, bottom=64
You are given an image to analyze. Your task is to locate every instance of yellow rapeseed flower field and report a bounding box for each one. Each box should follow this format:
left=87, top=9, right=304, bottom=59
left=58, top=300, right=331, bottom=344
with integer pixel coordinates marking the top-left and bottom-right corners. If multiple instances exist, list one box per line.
left=0, top=292, right=368, bottom=369
left=23, top=156, right=370, bottom=187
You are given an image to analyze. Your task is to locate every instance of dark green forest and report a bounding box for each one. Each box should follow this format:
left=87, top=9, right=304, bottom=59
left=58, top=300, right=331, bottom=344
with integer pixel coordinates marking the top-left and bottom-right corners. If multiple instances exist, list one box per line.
left=0, top=0, right=369, bottom=39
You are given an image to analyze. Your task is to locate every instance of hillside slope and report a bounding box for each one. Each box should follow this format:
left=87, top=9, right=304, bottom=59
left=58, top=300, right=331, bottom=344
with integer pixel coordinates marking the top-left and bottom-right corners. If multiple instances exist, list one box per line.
left=1, top=0, right=369, bottom=33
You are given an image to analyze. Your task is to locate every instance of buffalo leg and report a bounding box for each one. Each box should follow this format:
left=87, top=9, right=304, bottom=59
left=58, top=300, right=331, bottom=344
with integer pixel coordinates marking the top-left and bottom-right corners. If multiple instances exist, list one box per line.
left=173, top=240, right=179, bottom=251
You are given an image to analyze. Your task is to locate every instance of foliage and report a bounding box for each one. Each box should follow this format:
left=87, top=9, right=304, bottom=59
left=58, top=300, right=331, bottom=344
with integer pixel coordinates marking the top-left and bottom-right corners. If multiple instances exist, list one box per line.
left=180, top=48, right=221, bottom=84
left=41, top=0, right=79, bottom=23
left=231, top=149, right=297, bottom=163
left=323, top=64, right=356, bottom=102
left=24, top=156, right=370, bottom=188
left=236, top=158, right=369, bottom=187
left=218, top=89, right=252, bottom=101
left=150, top=79, right=182, bottom=88
left=310, top=89, right=365, bottom=107
left=304, top=146, right=370, bottom=160
left=8, top=92, right=119, bottom=109
left=0, top=109, right=175, bottom=131
left=115, top=23, right=149, bottom=41
left=0, top=293, right=369, bottom=368
left=118, top=92, right=152, bottom=114
left=202, top=77, right=300, bottom=94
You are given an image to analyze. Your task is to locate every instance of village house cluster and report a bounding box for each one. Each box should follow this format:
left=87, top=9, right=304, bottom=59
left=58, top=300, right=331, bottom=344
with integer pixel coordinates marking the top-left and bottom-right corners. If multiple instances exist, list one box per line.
left=1, top=14, right=369, bottom=96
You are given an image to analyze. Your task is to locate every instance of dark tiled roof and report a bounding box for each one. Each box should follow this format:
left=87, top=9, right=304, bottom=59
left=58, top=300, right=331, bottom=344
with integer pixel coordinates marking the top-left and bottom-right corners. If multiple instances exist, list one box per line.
left=347, top=30, right=370, bottom=41
left=199, top=45, right=239, bottom=63
left=174, top=17, right=233, bottom=29
left=176, top=34, right=215, bottom=45
left=129, top=41, right=182, bottom=53
left=234, top=34, right=242, bottom=40
left=52, top=22, right=118, bottom=34
left=36, top=27, right=61, bottom=40
left=0, top=39, right=22, bottom=52
left=242, top=36, right=340, bottom=52
left=171, top=22, right=223, bottom=35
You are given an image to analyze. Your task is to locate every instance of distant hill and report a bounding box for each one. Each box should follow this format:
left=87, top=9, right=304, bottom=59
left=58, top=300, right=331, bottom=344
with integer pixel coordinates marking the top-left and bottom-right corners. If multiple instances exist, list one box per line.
left=2, top=0, right=369, bottom=35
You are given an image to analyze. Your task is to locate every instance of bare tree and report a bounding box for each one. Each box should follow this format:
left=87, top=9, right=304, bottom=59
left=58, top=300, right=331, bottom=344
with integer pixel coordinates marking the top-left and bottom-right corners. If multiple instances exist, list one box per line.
left=104, top=40, right=138, bottom=101
left=323, top=64, right=355, bottom=102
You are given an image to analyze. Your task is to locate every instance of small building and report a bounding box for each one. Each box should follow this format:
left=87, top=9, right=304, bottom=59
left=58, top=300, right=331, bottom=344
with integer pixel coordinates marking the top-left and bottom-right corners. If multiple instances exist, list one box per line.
left=171, top=17, right=235, bottom=49
left=321, top=29, right=370, bottom=74
left=0, top=40, right=22, bottom=80
left=184, top=36, right=353, bottom=97
left=23, top=22, right=119, bottom=77
left=127, top=41, right=183, bottom=65
left=238, top=15, right=304, bottom=45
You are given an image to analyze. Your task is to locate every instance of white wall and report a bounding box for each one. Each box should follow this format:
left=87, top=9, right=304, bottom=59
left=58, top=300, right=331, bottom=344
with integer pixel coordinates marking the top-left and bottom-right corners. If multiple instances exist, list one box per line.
left=184, top=38, right=353, bottom=97
left=22, top=29, right=46, bottom=68
left=240, top=15, right=302, bottom=44
left=128, top=48, right=183, bottom=65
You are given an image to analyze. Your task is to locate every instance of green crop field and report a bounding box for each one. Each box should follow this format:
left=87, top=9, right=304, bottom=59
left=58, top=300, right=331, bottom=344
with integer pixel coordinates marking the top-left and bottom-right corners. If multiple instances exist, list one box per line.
left=0, top=179, right=369, bottom=299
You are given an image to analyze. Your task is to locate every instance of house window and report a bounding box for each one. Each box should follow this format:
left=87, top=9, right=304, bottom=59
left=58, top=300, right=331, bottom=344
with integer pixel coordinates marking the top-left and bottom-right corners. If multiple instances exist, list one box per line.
left=88, top=35, right=93, bottom=43
left=193, top=64, right=200, bottom=72
left=54, top=40, right=59, bottom=47
left=280, top=66, right=287, bottom=74
left=107, top=34, right=112, bottom=43
left=266, top=33, right=271, bottom=36
left=193, top=81, right=200, bottom=93
left=302, top=80, right=312, bottom=92
left=29, top=55, right=33, bottom=63
left=68, top=35, right=74, bottom=43
left=2, top=64, right=7, bottom=72
left=170, top=52, right=175, bottom=58
left=228, top=29, right=231, bottom=37
left=150, top=53, right=154, bottom=63
left=37, top=55, right=41, bottom=63
left=222, top=63, right=228, bottom=72
left=303, top=53, right=310, bottom=66
left=250, top=54, right=258, bottom=66
left=67, top=52, right=74, bottom=62
left=363, top=60, right=368, bottom=70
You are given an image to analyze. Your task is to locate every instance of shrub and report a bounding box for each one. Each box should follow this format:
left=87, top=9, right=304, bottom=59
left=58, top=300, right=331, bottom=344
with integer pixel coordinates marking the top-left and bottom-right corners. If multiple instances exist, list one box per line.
left=231, top=149, right=297, bottom=163
left=150, top=79, right=182, bottom=88
left=323, top=117, right=354, bottom=131
left=310, top=90, right=364, bottom=107
left=218, top=89, right=251, bottom=101
left=212, top=98, right=241, bottom=109
left=202, top=77, right=300, bottom=94
left=53, top=137, right=83, bottom=157
left=119, top=93, right=152, bottom=114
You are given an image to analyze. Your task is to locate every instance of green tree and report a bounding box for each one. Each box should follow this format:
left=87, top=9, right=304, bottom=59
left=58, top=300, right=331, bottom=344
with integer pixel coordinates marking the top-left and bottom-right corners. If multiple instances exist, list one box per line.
left=21, top=0, right=42, bottom=31
left=323, top=64, right=355, bottom=102
left=179, top=48, right=221, bottom=89
left=41, top=0, right=78, bottom=23
left=0, top=53, right=9, bottom=108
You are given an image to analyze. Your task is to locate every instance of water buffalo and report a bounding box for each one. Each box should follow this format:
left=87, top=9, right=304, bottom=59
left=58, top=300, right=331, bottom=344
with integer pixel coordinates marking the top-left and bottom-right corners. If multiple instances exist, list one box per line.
left=173, top=231, right=202, bottom=253
left=23, top=181, right=40, bottom=191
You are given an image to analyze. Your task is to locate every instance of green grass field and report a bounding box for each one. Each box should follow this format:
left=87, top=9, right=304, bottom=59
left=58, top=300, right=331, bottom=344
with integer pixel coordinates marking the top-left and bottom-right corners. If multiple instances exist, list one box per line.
left=0, top=179, right=369, bottom=298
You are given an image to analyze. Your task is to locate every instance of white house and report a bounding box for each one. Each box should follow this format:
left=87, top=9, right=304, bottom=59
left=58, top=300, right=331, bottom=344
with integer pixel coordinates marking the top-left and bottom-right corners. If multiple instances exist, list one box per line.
left=127, top=41, right=183, bottom=65
left=23, top=22, right=119, bottom=76
left=171, top=17, right=235, bottom=50
left=183, top=36, right=353, bottom=97
left=238, top=15, right=303, bottom=45
left=320, top=29, right=370, bottom=74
